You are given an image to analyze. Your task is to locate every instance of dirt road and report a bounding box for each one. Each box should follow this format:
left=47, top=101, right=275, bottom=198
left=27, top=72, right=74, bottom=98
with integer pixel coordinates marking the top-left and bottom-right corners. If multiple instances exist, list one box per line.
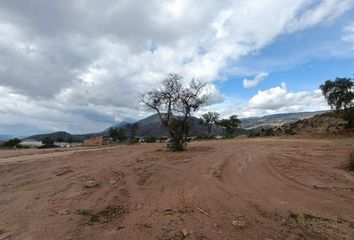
left=0, top=138, right=353, bottom=240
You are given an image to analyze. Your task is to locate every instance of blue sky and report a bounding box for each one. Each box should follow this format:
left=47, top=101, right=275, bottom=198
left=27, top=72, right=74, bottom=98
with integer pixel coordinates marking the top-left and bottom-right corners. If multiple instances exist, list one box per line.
left=0, top=0, right=354, bottom=136
left=220, top=8, right=354, bottom=99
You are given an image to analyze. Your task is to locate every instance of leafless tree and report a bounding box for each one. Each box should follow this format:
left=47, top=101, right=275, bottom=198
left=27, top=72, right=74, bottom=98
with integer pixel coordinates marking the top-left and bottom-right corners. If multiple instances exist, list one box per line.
left=142, top=73, right=207, bottom=151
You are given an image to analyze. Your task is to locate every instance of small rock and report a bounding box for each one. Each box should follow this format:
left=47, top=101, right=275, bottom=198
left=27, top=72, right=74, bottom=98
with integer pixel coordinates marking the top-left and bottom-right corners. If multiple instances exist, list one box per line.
left=85, top=180, right=97, bottom=188
left=59, top=209, right=70, bottom=215
left=232, top=219, right=246, bottom=229
left=109, top=179, right=117, bottom=185
left=56, top=169, right=72, bottom=176
left=182, top=229, right=189, bottom=237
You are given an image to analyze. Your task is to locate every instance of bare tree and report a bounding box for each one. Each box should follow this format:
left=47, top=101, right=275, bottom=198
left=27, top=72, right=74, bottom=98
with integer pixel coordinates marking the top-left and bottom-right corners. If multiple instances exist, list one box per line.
left=142, top=73, right=207, bottom=151
left=200, top=112, right=220, bottom=138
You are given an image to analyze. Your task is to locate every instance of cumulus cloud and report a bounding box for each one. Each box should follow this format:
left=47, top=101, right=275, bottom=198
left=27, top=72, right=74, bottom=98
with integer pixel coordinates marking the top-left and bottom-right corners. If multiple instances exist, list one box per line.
left=0, top=0, right=351, bottom=134
left=249, top=82, right=327, bottom=111
left=243, top=72, right=269, bottom=89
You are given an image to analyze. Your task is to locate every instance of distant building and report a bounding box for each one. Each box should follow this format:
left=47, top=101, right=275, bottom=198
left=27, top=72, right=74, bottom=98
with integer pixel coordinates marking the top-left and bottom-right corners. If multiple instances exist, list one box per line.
left=83, top=136, right=109, bottom=147
left=20, top=139, right=43, bottom=148
left=54, top=142, right=83, bottom=148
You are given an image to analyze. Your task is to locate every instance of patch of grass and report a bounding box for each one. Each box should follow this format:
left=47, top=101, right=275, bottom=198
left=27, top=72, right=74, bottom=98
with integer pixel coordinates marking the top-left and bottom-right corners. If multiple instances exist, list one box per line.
left=77, top=209, right=91, bottom=216
left=89, top=214, right=100, bottom=223
left=77, top=205, right=127, bottom=225
left=303, top=213, right=330, bottom=222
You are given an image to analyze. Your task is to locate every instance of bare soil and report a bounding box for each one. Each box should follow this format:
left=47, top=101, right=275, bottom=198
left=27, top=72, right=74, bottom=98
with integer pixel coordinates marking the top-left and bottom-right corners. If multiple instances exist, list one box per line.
left=0, top=138, right=353, bottom=240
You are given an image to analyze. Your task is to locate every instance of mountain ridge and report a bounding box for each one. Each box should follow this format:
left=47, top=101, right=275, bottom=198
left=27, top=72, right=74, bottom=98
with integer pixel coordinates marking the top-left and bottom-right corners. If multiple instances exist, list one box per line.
left=25, top=110, right=326, bottom=141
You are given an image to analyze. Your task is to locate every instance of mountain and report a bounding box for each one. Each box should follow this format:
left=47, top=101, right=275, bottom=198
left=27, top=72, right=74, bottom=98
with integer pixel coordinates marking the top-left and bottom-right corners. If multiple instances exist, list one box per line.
left=25, top=111, right=327, bottom=141
left=0, top=135, right=17, bottom=141
left=26, top=131, right=100, bottom=142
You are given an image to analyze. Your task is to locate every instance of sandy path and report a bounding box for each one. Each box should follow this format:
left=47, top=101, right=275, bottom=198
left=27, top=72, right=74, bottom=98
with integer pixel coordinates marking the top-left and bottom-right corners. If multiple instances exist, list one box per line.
left=0, top=146, right=124, bottom=164
left=0, top=138, right=353, bottom=240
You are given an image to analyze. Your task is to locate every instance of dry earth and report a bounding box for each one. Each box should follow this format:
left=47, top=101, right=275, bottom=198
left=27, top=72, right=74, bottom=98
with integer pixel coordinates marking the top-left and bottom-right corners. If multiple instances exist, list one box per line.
left=0, top=138, right=353, bottom=240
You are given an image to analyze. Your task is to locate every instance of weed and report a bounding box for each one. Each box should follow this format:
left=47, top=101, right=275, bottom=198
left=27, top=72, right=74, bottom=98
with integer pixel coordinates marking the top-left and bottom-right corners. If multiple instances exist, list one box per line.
left=89, top=214, right=100, bottom=223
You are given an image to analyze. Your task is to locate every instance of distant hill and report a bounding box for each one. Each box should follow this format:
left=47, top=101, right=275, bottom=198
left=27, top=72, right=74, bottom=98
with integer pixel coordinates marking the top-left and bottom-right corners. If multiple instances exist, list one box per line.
left=240, top=111, right=326, bottom=129
left=25, top=111, right=327, bottom=141
left=0, top=135, right=17, bottom=141
left=26, top=131, right=100, bottom=142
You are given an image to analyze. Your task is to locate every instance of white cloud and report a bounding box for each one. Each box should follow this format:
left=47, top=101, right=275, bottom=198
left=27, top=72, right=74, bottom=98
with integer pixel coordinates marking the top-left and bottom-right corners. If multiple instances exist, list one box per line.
left=248, top=82, right=327, bottom=111
left=243, top=72, right=269, bottom=89
left=0, top=0, right=351, bottom=134
left=342, top=21, right=354, bottom=47
left=287, top=0, right=354, bottom=32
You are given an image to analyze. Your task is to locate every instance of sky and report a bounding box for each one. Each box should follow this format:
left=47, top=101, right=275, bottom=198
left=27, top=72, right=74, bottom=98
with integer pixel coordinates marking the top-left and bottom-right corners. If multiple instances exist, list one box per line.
left=0, top=0, right=354, bottom=136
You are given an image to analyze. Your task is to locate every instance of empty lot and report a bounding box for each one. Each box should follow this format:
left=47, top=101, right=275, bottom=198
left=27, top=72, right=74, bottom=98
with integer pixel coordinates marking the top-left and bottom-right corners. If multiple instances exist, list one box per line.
left=0, top=138, right=353, bottom=240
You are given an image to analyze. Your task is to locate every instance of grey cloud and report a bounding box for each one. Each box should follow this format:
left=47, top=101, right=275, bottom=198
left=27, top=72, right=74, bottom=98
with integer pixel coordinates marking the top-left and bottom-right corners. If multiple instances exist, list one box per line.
left=0, top=0, right=352, bottom=135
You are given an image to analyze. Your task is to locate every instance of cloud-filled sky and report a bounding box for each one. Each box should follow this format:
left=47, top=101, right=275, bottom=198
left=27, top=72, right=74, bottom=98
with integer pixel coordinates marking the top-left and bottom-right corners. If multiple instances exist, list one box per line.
left=1, top=0, right=354, bottom=136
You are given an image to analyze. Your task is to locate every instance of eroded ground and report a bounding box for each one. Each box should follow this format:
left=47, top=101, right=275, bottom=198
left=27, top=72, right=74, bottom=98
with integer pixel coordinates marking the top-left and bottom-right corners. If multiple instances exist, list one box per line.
left=0, top=138, right=353, bottom=240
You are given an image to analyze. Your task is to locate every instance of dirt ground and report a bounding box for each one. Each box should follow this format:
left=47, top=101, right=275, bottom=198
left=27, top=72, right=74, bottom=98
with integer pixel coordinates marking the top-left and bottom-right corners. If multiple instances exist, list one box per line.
left=0, top=137, right=353, bottom=240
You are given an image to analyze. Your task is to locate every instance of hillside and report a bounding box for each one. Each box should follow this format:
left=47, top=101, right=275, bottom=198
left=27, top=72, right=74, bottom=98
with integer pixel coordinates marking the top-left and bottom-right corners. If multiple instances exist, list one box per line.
left=240, top=111, right=326, bottom=129
left=25, top=111, right=326, bottom=140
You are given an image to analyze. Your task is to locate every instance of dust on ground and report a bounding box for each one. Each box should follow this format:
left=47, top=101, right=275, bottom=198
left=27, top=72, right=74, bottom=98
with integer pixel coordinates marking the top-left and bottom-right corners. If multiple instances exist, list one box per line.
left=0, top=137, right=353, bottom=240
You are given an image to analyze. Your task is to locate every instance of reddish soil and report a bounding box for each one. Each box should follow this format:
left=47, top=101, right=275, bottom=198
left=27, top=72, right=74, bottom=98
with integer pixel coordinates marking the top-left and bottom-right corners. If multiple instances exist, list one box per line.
left=0, top=138, right=353, bottom=240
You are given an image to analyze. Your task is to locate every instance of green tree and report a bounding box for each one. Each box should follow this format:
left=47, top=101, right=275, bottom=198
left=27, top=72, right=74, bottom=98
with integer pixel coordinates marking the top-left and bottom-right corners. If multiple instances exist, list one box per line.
left=109, top=127, right=127, bottom=142
left=200, top=112, right=220, bottom=138
left=142, top=73, right=207, bottom=151
left=320, top=78, right=354, bottom=111
left=218, top=115, right=241, bottom=138
left=2, top=138, right=21, bottom=148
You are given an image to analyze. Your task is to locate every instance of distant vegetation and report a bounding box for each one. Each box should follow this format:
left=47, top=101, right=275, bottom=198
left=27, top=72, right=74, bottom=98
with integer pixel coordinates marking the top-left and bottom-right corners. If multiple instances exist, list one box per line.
left=1, top=138, right=22, bottom=148
left=109, top=127, right=127, bottom=143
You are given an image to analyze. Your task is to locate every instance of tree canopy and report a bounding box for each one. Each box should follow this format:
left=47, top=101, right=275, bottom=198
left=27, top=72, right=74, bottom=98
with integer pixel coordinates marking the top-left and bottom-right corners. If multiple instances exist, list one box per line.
left=218, top=115, right=241, bottom=138
left=200, top=112, right=220, bottom=138
left=1, top=138, right=21, bottom=148
left=320, top=77, right=354, bottom=111
left=142, top=73, right=207, bottom=151
left=109, top=127, right=127, bottom=142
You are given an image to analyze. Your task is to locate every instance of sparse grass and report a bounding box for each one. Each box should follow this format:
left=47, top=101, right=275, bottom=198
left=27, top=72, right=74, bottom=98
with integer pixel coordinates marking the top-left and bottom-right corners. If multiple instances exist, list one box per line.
left=77, top=205, right=127, bottom=224
left=89, top=214, right=100, bottom=223
left=77, top=209, right=91, bottom=216
left=345, top=151, right=354, bottom=171
left=288, top=211, right=354, bottom=232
